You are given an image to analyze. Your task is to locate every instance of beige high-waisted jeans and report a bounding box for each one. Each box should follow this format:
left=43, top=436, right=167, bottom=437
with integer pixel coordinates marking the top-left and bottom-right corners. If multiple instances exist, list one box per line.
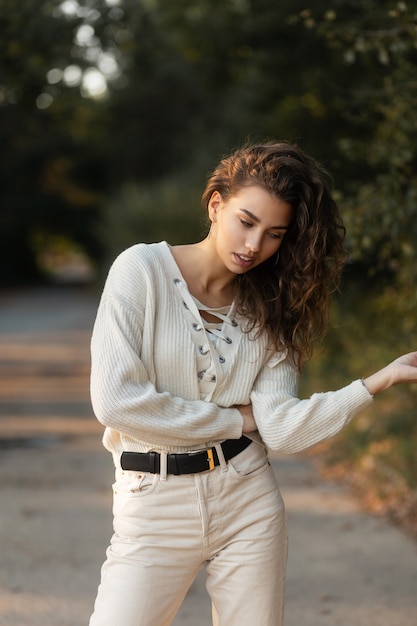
left=89, top=442, right=287, bottom=626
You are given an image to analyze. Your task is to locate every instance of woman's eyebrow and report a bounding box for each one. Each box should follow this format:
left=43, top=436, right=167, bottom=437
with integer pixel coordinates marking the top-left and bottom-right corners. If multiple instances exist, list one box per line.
left=240, top=208, right=288, bottom=230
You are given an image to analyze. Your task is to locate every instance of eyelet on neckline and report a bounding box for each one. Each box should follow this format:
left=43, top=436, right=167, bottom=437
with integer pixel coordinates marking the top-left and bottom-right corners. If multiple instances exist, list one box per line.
left=219, top=356, right=226, bottom=364
left=224, top=337, right=232, bottom=344
left=192, top=323, right=202, bottom=331
left=173, top=278, right=182, bottom=285
left=198, top=345, right=209, bottom=355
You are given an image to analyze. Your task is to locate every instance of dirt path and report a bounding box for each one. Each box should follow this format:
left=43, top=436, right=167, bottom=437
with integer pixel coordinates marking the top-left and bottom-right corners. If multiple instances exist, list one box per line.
left=0, top=287, right=416, bottom=626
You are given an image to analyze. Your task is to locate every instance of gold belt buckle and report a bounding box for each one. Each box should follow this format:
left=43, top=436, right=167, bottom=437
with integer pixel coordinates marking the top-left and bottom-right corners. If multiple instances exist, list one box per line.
left=207, top=448, right=215, bottom=471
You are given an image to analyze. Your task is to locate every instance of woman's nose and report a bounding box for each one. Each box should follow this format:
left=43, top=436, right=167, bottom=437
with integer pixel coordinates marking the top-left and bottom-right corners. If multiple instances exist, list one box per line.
left=246, top=233, right=261, bottom=252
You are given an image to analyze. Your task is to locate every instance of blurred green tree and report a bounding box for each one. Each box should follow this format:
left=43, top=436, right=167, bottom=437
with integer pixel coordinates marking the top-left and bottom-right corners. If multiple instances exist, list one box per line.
left=302, top=1, right=417, bottom=354
left=0, top=0, right=114, bottom=283
left=1, top=0, right=416, bottom=299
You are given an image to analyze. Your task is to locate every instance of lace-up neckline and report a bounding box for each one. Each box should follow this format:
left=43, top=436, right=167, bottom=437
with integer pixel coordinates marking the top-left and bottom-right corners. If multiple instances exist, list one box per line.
left=191, top=296, right=233, bottom=343
left=149, top=242, right=244, bottom=400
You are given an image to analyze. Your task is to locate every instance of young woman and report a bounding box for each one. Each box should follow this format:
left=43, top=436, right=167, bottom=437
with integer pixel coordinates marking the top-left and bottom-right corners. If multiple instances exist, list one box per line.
left=89, top=142, right=417, bottom=626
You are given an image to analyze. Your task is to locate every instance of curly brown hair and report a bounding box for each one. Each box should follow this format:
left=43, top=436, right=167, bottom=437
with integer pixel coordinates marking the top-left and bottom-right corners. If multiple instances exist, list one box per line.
left=201, top=141, right=347, bottom=367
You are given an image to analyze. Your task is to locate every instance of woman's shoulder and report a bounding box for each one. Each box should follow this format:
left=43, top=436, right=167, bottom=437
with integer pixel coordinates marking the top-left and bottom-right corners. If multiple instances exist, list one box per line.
left=113, top=241, right=169, bottom=269
left=103, top=242, right=169, bottom=302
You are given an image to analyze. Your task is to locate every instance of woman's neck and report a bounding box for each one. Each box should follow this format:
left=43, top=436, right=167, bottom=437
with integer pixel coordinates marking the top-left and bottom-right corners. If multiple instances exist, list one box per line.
left=170, top=240, right=235, bottom=308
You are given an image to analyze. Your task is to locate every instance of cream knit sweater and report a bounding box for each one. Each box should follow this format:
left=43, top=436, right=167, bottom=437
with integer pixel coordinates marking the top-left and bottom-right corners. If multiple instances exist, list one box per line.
left=90, top=242, right=373, bottom=463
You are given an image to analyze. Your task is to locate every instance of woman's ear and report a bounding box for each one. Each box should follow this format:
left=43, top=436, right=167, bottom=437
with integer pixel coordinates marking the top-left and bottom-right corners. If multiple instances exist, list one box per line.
left=207, top=191, right=222, bottom=222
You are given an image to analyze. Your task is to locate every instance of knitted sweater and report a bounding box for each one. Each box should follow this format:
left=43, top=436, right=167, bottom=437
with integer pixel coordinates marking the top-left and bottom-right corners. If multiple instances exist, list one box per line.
left=90, top=242, right=373, bottom=462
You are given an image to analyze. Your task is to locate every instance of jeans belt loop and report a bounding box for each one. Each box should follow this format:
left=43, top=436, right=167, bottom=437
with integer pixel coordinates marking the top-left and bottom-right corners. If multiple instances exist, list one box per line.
left=159, top=452, right=167, bottom=482
left=214, top=443, right=228, bottom=472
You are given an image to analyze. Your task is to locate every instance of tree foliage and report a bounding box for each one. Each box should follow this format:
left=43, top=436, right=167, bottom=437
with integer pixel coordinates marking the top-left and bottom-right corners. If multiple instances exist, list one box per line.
left=0, top=0, right=110, bottom=282
left=1, top=0, right=416, bottom=298
left=307, top=2, right=417, bottom=351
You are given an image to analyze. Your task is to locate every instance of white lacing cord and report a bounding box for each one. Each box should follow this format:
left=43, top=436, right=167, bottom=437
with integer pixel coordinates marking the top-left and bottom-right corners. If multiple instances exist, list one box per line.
left=196, top=309, right=236, bottom=343
left=174, top=279, right=236, bottom=343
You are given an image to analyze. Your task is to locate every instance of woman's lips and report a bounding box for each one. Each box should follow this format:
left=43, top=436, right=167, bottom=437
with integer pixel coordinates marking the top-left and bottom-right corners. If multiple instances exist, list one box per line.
left=233, top=253, right=255, bottom=268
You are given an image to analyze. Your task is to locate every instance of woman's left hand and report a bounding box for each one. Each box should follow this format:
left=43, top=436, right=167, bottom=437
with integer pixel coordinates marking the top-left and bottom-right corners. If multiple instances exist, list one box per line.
left=363, top=351, right=417, bottom=396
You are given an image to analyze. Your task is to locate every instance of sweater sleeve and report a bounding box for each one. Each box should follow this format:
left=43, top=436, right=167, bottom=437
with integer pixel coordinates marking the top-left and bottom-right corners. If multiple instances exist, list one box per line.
left=90, top=250, right=243, bottom=448
left=250, top=350, right=374, bottom=453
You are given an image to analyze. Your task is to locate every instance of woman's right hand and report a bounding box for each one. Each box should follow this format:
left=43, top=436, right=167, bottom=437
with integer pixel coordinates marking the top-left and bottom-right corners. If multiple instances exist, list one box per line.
left=236, top=403, right=257, bottom=433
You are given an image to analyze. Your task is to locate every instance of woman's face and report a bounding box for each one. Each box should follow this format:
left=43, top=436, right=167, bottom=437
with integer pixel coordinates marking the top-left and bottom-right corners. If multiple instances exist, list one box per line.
left=208, top=185, right=292, bottom=275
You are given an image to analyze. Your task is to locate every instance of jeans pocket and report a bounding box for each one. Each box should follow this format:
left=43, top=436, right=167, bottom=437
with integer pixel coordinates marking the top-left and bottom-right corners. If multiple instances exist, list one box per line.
left=113, top=467, right=159, bottom=497
left=228, top=443, right=270, bottom=479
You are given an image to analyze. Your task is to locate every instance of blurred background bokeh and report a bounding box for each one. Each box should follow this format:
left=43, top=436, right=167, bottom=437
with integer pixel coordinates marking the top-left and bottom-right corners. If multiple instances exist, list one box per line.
left=1, top=0, right=416, bottom=532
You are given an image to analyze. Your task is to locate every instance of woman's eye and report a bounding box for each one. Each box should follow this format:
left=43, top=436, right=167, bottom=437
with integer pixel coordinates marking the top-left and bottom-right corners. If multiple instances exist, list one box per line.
left=240, top=219, right=252, bottom=228
left=270, top=232, right=283, bottom=240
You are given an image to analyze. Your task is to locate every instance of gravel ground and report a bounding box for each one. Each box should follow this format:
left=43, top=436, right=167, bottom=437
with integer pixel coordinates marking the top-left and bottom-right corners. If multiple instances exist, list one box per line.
left=0, top=287, right=416, bottom=626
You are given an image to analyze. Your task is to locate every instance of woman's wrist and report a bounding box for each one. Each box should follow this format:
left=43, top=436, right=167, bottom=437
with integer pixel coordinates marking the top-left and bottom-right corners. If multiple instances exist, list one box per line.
left=362, top=366, right=396, bottom=397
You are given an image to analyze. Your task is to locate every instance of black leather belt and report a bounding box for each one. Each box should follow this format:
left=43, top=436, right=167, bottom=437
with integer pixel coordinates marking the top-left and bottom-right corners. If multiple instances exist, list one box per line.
left=120, top=436, right=252, bottom=475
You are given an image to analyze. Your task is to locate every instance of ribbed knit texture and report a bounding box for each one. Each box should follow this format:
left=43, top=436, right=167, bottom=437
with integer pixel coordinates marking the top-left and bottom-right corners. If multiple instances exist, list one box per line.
left=90, top=242, right=373, bottom=463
